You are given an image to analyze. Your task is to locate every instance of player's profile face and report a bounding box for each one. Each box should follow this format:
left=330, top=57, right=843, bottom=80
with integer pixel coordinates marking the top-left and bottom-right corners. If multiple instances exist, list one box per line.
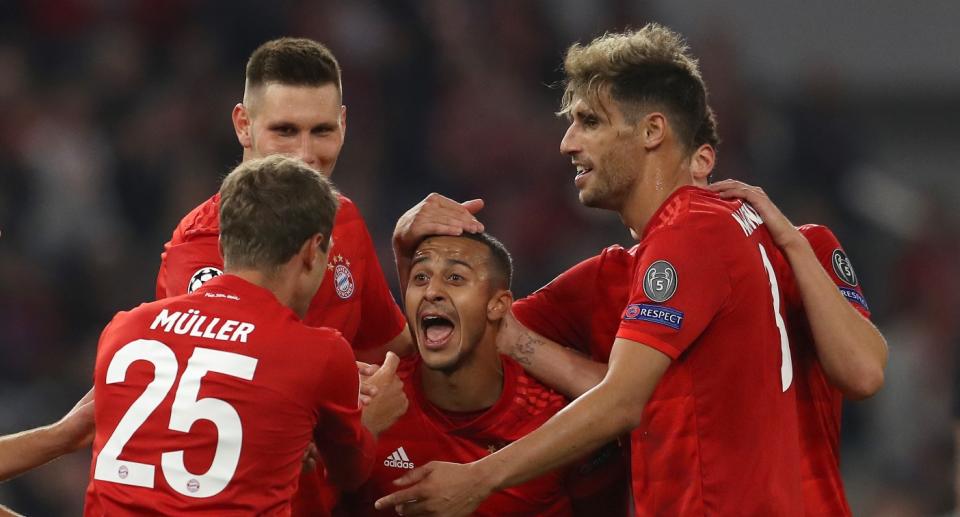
left=560, top=95, right=640, bottom=211
left=245, top=83, right=345, bottom=176
left=405, top=236, right=496, bottom=371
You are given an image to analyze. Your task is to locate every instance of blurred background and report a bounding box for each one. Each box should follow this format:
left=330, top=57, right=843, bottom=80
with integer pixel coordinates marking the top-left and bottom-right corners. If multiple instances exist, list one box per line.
left=1, top=0, right=958, bottom=515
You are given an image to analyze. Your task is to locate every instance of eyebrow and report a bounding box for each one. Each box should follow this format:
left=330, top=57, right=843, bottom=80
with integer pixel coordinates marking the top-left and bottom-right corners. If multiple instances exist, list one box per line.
left=411, top=254, right=475, bottom=270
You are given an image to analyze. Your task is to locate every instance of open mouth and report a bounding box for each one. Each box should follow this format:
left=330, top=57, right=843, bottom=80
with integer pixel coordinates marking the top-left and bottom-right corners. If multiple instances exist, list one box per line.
left=574, top=165, right=593, bottom=186
left=420, top=313, right=456, bottom=351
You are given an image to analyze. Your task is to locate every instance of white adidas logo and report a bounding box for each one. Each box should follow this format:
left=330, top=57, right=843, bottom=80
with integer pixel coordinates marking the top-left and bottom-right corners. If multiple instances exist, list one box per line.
left=383, top=446, right=415, bottom=469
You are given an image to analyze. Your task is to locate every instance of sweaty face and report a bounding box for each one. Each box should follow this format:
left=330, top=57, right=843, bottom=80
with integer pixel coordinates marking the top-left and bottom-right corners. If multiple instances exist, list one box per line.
left=245, top=83, right=345, bottom=176
left=405, top=236, right=499, bottom=372
left=560, top=96, right=642, bottom=210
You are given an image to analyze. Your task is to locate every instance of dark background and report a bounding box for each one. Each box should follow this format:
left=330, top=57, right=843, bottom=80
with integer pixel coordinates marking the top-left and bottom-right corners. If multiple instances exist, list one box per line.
left=1, top=1, right=958, bottom=515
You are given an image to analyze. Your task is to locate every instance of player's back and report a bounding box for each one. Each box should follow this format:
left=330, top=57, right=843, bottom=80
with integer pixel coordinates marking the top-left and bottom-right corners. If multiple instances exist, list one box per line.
left=85, top=274, right=366, bottom=516
left=622, top=186, right=802, bottom=516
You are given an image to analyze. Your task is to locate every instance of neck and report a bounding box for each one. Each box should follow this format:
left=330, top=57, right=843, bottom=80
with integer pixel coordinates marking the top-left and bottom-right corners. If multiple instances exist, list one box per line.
left=229, top=266, right=304, bottom=317
left=619, top=153, right=693, bottom=237
left=420, top=328, right=504, bottom=412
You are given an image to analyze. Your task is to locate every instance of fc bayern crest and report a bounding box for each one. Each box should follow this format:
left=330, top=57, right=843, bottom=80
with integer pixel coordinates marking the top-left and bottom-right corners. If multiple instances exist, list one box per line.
left=188, top=266, right=223, bottom=293
left=643, top=260, right=677, bottom=302
left=330, top=254, right=355, bottom=299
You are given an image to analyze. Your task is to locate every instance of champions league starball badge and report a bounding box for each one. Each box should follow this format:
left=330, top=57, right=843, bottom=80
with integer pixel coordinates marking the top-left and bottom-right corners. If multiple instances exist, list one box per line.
left=187, top=266, right=223, bottom=293
left=643, top=260, right=678, bottom=302
left=831, top=249, right=858, bottom=287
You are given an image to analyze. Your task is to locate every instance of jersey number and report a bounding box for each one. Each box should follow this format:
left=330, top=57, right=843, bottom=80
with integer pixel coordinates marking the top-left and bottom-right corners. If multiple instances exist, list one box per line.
left=93, top=339, right=258, bottom=498
left=758, top=245, right=793, bottom=391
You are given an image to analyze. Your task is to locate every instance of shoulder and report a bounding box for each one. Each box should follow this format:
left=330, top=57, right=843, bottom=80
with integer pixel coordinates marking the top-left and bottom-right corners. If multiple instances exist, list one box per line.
left=174, top=193, right=221, bottom=241
left=334, top=193, right=362, bottom=224
left=503, top=357, right=568, bottom=417
left=797, top=223, right=842, bottom=248
left=649, top=187, right=747, bottom=238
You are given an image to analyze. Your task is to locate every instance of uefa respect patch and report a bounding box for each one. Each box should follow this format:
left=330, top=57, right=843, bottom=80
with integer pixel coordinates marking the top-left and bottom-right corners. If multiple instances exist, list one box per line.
left=623, top=303, right=684, bottom=330
left=838, top=286, right=869, bottom=311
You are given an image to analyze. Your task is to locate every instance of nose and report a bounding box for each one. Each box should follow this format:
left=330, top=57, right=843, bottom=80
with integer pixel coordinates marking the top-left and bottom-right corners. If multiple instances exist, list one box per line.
left=295, top=135, right=318, bottom=167
left=424, top=276, right=446, bottom=302
left=560, top=123, right=579, bottom=157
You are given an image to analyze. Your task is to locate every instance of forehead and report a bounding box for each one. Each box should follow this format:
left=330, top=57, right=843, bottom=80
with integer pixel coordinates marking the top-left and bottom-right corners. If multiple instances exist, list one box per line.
left=249, top=82, right=341, bottom=119
left=414, top=236, right=490, bottom=266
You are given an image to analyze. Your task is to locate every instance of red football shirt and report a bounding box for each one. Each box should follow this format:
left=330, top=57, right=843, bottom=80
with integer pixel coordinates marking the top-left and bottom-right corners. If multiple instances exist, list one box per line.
left=779, top=224, right=871, bottom=517
left=157, top=193, right=407, bottom=352
left=515, top=223, right=870, bottom=517
left=519, top=186, right=804, bottom=516
left=157, top=193, right=407, bottom=515
left=84, top=274, right=374, bottom=516
left=346, top=355, right=574, bottom=516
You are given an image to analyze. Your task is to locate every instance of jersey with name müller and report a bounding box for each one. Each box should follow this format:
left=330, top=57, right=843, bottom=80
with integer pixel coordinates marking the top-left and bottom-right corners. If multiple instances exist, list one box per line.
left=346, top=355, right=573, bottom=516
left=84, top=274, right=374, bottom=516
left=616, top=186, right=803, bottom=516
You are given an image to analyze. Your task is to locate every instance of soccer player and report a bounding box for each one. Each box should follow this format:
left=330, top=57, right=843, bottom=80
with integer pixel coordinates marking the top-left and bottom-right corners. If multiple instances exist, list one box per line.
left=0, top=389, right=93, bottom=483
left=345, top=232, right=625, bottom=516
left=84, top=156, right=404, bottom=515
left=377, top=24, right=804, bottom=516
left=154, top=37, right=481, bottom=514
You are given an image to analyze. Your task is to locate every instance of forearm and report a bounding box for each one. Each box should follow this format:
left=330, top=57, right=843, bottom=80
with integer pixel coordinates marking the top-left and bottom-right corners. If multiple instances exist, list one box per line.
left=782, top=238, right=887, bottom=398
left=503, top=329, right=606, bottom=398
left=0, top=424, right=71, bottom=482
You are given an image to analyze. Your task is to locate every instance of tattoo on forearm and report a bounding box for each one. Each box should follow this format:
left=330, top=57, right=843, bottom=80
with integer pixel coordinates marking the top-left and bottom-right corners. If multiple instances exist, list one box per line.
left=512, top=333, right=541, bottom=366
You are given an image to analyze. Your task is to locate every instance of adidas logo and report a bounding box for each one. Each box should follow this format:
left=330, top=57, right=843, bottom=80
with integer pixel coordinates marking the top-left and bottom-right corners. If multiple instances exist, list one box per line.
left=383, top=446, right=415, bottom=469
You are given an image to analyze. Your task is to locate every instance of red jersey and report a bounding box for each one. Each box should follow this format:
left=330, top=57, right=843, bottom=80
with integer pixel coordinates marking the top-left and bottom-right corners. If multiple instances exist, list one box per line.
left=519, top=186, right=804, bottom=516
left=347, top=355, right=573, bottom=516
left=779, top=225, right=871, bottom=517
left=157, top=193, right=406, bottom=515
left=515, top=223, right=870, bottom=517
left=157, top=193, right=406, bottom=353
left=84, top=275, right=374, bottom=516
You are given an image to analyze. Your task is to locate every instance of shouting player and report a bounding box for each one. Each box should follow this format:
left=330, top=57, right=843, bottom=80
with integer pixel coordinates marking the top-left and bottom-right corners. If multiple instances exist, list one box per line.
left=378, top=24, right=805, bottom=516
left=84, top=156, right=405, bottom=515
left=346, top=232, right=625, bottom=516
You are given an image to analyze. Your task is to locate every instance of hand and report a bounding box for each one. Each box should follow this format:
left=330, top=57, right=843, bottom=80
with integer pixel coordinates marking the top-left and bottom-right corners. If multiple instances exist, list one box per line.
left=357, top=361, right=380, bottom=406
left=361, top=352, right=408, bottom=436
left=708, top=180, right=803, bottom=249
left=53, top=388, right=94, bottom=452
left=393, top=193, right=485, bottom=256
left=374, top=461, right=494, bottom=516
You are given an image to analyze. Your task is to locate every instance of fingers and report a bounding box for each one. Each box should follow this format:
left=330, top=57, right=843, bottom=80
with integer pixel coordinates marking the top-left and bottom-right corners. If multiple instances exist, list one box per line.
left=375, top=485, right=424, bottom=511
left=356, top=361, right=379, bottom=377
left=420, top=194, right=485, bottom=234
left=461, top=198, right=485, bottom=215
left=380, top=351, right=400, bottom=377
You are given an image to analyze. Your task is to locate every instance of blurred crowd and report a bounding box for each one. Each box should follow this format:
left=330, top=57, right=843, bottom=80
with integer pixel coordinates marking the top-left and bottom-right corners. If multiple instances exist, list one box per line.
left=1, top=1, right=957, bottom=515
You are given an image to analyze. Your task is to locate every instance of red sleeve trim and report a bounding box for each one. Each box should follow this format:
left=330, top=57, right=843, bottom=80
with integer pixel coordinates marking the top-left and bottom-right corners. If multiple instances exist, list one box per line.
left=614, top=328, right=682, bottom=360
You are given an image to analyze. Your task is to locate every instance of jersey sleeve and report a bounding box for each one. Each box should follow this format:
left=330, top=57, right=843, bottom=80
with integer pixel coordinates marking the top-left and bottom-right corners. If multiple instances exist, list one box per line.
left=350, top=216, right=407, bottom=351
left=512, top=255, right=599, bottom=355
left=616, top=225, right=731, bottom=359
left=799, top=225, right=871, bottom=318
left=156, top=232, right=224, bottom=299
left=312, top=331, right=376, bottom=478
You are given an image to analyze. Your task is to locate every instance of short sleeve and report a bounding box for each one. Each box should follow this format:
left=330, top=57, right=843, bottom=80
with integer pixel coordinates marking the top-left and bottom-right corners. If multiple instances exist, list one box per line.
left=512, top=255, right=601, bottom=355
left=351, top=217, right=407, bottom=351
left=156, top=233, right=224, bottom=299
left=800, top=225, right=871, bottom=319
left=616, top=226, right=731, bottom=359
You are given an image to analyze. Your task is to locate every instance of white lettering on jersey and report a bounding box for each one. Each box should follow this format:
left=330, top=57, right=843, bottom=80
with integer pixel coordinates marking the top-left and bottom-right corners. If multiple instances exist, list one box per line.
left=731, top=202, right=763, bottom=237
left=150, top=309, right=255, bottom=343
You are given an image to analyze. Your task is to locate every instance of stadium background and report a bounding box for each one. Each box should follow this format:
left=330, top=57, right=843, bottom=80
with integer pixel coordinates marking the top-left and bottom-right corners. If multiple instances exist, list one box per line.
left=1, top=1, right=957, bottom=514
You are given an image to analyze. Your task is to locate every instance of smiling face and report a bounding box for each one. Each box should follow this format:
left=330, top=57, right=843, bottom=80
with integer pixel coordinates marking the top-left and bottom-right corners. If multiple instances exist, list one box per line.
left=560, top=94, right=644, bottom=211
left=233, top=82, right=346, bottom=177
left=405, top=236, right=509, bottom=372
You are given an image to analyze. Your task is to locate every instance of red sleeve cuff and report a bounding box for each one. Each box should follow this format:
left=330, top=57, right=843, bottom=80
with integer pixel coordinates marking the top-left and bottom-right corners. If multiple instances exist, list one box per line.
left=615, top=328, right=683, bottom=360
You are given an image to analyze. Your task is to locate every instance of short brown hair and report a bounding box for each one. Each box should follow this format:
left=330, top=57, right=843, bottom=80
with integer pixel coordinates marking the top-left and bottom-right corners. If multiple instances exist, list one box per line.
left=219, top=155, right=339, bottom=272
left=560, top=24, right=712, bottom=151
left=245, top=37, right=342, bottom=94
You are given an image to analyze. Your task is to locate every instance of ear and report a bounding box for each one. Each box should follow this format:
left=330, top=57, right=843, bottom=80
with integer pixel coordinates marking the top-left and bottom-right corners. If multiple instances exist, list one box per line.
left=300, top=233, right=328, bottom=272
left=486, top=290, right=514, bottom=322
left=690, top=143, right=716, bottom=185
left=641, top=112, right=667, bottom=150
left=232, top=103, right=253, bottom=149
left=339, top=104, right=347, bottom=136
